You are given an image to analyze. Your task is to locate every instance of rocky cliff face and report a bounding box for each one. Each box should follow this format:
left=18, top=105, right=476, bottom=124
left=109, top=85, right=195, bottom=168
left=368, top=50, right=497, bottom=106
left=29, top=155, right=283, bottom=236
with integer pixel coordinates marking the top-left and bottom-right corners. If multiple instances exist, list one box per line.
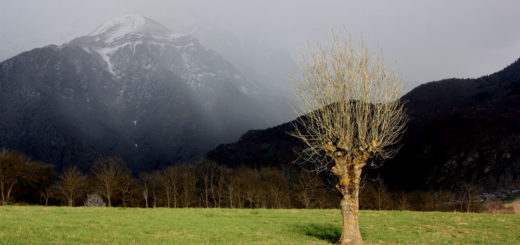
left=207, top=58, right=520, bottom=191
left=0, top=15, right=289, bottom=172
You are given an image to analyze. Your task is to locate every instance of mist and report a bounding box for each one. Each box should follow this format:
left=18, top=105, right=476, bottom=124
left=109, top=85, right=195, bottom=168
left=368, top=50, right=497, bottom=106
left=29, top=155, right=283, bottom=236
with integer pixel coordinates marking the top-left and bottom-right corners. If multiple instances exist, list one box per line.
left=1, top=0, right=519, bottom=91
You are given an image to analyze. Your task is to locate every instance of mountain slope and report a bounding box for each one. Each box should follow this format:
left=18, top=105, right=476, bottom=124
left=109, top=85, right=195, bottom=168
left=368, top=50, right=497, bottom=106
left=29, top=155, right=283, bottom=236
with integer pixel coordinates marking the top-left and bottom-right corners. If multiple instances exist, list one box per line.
left=0, top=15, right=288, bottom=172
left=206, top=58, right=520, bottom=191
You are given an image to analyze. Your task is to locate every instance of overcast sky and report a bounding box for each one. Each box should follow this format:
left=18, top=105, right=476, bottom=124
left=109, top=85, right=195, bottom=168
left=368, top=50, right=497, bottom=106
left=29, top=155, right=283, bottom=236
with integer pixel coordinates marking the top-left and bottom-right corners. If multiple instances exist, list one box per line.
left=1, top=0, right=519, bottom=90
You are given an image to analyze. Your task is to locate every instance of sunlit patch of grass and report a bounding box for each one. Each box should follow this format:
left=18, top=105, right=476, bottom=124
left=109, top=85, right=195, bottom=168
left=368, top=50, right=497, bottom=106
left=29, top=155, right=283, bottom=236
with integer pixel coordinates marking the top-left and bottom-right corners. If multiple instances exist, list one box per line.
left=0, top=206, right=518, bottom=244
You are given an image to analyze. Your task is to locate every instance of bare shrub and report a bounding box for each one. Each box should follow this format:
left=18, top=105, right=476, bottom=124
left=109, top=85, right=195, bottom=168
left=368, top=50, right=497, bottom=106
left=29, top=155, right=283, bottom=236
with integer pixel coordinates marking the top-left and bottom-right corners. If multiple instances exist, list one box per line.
left=84, top=193, right=106, bottom=207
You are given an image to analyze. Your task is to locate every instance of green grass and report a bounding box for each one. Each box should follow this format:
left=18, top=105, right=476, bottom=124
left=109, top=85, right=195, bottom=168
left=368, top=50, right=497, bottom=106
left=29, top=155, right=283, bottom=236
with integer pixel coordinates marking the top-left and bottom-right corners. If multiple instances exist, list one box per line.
left=0, top=206, right=519, bottom=244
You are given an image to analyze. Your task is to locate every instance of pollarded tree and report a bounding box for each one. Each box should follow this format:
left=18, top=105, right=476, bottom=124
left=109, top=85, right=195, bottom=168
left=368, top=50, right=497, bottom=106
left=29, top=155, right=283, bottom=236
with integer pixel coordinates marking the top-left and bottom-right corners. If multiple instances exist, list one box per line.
left=291, top=33, right=407, bottom=245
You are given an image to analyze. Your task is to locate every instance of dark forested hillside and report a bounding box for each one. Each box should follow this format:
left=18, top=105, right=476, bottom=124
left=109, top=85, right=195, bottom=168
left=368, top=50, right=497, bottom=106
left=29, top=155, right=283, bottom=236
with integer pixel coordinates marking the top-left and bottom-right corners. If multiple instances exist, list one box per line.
left=207, top=58, right=520, bottom=192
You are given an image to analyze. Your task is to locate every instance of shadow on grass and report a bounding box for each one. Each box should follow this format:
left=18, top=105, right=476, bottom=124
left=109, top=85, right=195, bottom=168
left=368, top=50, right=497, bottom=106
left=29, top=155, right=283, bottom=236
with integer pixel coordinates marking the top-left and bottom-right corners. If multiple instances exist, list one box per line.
left=293, top=223, right=341, bottom=243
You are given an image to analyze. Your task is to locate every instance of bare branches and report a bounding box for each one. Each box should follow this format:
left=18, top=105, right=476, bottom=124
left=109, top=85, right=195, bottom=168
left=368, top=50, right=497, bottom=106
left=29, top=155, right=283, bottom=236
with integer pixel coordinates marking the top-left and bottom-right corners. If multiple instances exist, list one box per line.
left=291, top=32, right=408, bottom=171
left=54, top=166, right=86, bottom=206
left=291, top=32, right=408, bottom=245
left=92, top=157, right=127, bottom=207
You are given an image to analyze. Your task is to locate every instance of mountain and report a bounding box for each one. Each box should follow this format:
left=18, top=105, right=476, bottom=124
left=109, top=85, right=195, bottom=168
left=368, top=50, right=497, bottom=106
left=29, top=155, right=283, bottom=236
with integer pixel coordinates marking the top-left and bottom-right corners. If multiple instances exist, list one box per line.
left=0, top=15, right=289, bottom=172
left=206, top=58, right=520, bottom=192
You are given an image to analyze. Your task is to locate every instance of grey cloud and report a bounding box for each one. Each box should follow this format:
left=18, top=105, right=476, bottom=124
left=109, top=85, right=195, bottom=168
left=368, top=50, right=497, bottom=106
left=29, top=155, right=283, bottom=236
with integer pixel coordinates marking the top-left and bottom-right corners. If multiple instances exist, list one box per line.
left=1, top=0, right=519, bottom=91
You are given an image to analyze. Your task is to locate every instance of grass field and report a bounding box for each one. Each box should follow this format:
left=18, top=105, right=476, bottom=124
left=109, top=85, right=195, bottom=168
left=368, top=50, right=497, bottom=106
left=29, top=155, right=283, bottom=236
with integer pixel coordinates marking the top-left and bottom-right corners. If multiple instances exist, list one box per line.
left=0, top=206, right=519, bottom=244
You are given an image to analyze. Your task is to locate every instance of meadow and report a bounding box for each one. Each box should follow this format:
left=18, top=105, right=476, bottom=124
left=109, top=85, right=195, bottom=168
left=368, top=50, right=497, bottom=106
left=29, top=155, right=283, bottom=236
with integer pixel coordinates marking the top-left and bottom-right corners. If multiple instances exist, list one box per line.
left=0, top=206, right=519, bottom=244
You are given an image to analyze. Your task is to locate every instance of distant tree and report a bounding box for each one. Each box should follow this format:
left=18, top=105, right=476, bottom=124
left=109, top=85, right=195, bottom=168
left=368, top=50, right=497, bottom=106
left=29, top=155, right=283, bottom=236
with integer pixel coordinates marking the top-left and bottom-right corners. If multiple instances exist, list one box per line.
left=178, top=164, right=196, bottom=207
left=139, top=172, right=158, bottom=208
left=92, top=157, right=126, bottom=207
left=239, top=167, right=259, bottom=208
left=223, top=168, right=237, bottom=208
left=54, top=166, right=87, bottom=206
left=40, top=187, right=53, bottom=206
left=214, top=167, right=227, bottom=208
left=260, top=167, right=289, bottom=208
left=462, top=182, right=480, bottom=213
left=195, top=159, right=219, bottom=208
left=0, top=149, right=54, bottom=205
left=0, top=149, right=26, bottom=205
left=118, top=167, right=135, bottom=208
left=160, top=165, right=179, bottom=208
left=392, top=190, right=409, bottom=211
left=208, top=164, right=225, bottom=208
left=149, top=171, right=160, bottom=208
left=293, top=171, right=322, bottom=208
left=291, top=33, right=407, bottom=244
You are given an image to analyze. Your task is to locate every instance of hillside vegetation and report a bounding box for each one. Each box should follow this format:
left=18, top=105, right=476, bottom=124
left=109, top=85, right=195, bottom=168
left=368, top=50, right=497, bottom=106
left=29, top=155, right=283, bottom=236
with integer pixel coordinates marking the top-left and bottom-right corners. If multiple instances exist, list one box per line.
left=0, top=206, right=518, bottom=244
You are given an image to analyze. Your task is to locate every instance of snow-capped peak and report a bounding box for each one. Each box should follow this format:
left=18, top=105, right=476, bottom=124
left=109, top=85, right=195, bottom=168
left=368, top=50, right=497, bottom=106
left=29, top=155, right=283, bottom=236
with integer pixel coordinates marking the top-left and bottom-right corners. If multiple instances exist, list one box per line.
left=89, top=15, right=176, bottom=43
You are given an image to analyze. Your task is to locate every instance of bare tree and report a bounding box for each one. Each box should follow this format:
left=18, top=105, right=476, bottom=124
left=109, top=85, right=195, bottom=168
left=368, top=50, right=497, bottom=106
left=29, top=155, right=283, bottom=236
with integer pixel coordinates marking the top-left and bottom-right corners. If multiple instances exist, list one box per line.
left=160, top=165, right=178, bottom=208
left=240, top=167, right=259, bottom=208
left=208, top=164, right=224, bottom=208
left=260, top=167, right=289, bottom=208
left=139, top=172, right=155, bottom=208
left=293, top=171, right=322, bottom=208
left=149, top=171, right=160, bottom=208
left=118, top=168, right=135, bottom=208
left=92, top=157, right=126, bottom=207
left=0, top=149, right=26, bottom=205
left=195, top=159, right=219, bottom=208
left=462, top=182, right=480, bottom=213
left=0, top=149, right=53, bottom=205
left=178, top=164, right=196, bottom=207
left=40, top=187, right=53, bottom=206
left=393, top=190, right=409, bottom=211
left=214, top=167, right=227, bottom=208
left=54, top=166, right=86, bottom=206
left=291, top=33, right=407, bottom=244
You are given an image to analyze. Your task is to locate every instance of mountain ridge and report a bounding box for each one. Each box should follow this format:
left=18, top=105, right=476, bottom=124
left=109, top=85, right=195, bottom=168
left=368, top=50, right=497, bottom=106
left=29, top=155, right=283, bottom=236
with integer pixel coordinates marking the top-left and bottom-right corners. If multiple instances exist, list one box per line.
left=206, top=58, right=520, bottom=192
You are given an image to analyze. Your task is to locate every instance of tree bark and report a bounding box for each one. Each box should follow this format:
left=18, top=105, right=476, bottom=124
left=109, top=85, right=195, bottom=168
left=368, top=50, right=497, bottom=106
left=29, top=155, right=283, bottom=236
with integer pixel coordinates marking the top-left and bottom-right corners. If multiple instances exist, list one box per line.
left=339, top=195, right=362, bottom=245
left=333, top=155, right=365, bottom=245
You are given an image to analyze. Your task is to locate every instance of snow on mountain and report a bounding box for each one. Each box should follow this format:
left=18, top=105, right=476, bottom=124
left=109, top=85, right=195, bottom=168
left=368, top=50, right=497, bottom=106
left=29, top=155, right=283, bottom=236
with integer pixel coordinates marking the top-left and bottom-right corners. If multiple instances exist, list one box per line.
left=89, top=15, right=179, bottom=43
left=68, top=15, right=256, bottom=96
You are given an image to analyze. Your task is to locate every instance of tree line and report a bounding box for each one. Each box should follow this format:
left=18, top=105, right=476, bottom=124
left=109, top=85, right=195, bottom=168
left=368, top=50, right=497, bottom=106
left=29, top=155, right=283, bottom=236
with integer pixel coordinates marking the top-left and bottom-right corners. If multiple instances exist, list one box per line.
left=0, top=148, right=485, bottom=211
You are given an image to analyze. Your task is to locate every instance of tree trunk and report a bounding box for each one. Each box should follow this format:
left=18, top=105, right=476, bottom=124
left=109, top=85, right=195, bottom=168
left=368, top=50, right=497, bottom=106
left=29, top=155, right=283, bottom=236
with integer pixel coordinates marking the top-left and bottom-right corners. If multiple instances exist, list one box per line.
left=339, top=195, right=362, bottom=245
left=333, top=155, right=365, bottom=245
left=166, top=189, right=171, bottom=208
left=107, top=193, right=112, bottom=207
left=204, top=178, right=209, bottom=208
left=1, top=183, right=5, bottom=206
left=153, top=192, right=157, bottom=208
left=6, top=183, right=15, bottom=206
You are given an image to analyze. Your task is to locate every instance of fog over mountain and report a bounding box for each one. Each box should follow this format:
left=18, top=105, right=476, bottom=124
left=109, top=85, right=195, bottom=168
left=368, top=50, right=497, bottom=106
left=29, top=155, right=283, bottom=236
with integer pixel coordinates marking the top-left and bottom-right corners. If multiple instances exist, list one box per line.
left=0, top=15, right=291, bottom=171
